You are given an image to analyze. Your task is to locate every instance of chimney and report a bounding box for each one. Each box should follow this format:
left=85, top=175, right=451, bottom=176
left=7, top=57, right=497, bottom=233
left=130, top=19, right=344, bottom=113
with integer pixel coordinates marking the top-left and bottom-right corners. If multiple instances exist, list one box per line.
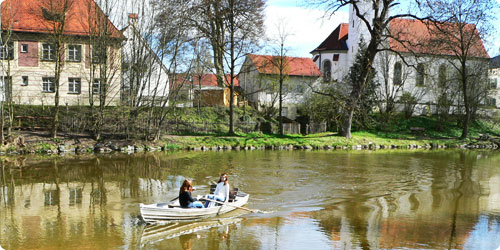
left=128, top=13, right=139, bottom=26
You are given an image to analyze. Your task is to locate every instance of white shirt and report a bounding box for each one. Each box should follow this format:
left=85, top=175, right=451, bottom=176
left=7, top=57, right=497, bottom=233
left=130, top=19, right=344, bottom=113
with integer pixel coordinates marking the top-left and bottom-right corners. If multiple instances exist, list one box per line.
left=214, top=182, right=230, bottom=201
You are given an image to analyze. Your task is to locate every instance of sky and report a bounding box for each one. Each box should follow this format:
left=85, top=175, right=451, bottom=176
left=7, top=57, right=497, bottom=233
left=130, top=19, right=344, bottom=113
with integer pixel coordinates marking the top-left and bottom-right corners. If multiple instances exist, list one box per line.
left=265, top=0, right=500, bottom=58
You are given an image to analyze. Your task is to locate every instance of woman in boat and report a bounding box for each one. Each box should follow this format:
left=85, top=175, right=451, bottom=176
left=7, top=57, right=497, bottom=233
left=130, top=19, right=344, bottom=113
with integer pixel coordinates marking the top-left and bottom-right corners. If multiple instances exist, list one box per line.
left=204, top=173, right=230, bottom=208
left=179, top=179, right=204, bottom=208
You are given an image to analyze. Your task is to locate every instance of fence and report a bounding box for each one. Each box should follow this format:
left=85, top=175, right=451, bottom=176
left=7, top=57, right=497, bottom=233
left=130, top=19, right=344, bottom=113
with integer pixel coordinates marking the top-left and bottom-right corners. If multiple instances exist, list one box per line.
left=15, top=110, right=326, bottom=136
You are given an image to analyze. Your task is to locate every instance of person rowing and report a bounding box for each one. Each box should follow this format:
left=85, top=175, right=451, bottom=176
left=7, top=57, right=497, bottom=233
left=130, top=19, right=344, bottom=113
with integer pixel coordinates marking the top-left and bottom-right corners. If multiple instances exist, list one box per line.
left=179, top=179, right=204, bottom=208
left=204, top=173, right=230, bottom=208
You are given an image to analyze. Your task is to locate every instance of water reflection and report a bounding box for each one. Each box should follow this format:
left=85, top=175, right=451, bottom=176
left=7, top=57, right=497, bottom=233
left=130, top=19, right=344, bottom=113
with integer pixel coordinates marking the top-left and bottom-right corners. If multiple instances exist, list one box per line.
left=0, top=151, right=499, bottom=249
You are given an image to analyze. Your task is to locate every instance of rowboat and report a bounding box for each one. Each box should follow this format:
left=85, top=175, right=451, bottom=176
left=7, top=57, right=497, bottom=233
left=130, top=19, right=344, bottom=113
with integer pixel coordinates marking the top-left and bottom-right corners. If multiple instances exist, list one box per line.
left=140, top=192, right=250, bottom=223
left=139, top=217, right=243, bottom=245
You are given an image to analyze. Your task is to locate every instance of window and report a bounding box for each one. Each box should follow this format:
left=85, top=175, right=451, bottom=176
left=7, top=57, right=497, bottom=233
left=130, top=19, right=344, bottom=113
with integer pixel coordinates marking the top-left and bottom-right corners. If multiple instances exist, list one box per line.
left=21, top=44, right=28, bottom=53
left=0, top=41, right=14, bottom=60
left=68, top=78, right=81, bottom=94
left=486, top=97, right=497, bottom=107
left=44, top=190, right=59, bottom=206
left=490, top=78, right=498, bottom=89
left=438, top=64, right=447, bottom=88
left=92, top=79, right=101, bottom=94
left=323, top=60, right=332, bottom=82
left=69, top=188, right=82, bottom=206
left=42, top=44, right=56, bottom=61
left=333, top=54, right=339, bottom=62
left=416, top=64, right=425, bottom=86
left=67, top=45, right=81, bottom=62
left=92, top=46, right=106, bottom=63
left=22, top=76, right=28, bottom=86
left=42, top=77, right=55, bottom=93
left=393, top=62, right=402, bottom=85
left=281, top=107, right=288, bottom=117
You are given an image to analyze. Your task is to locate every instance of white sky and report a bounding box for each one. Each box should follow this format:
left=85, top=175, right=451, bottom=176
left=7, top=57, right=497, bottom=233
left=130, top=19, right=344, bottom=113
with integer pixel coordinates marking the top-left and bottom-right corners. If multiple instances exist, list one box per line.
left=265, top=0, right=500, bottom=58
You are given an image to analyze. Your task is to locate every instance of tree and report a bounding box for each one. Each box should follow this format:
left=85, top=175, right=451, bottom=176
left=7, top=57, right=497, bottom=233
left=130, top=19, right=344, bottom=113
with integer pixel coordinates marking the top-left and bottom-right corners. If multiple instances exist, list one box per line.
left=36, top=0, right=75, bottom=139
left=86, top=0, right=123, bottom=140
left=0, top=1, right=18, bottom=143
left=187, top=0, right=265, bottom=135
left=418, top=0, right=494, bottom=138
left=268, top=20, right=293, bottom=135
left=309, top=0, right=415, bottom=138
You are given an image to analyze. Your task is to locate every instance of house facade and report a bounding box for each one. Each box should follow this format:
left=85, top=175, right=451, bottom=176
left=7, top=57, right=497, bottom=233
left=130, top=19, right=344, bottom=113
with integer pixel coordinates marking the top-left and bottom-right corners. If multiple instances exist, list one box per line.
left=0, top=0, right=123, bottom=106
left=489, top=55, right=500, bottom=107
left=311, top=2, right=492, bottom=115
left=239, top=54, right=321, bottom=120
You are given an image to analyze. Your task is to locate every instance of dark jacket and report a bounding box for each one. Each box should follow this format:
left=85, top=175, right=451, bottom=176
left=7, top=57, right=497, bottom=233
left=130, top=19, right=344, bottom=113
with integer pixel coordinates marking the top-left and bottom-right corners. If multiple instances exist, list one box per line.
left=179, top=191, right=197, bottom=208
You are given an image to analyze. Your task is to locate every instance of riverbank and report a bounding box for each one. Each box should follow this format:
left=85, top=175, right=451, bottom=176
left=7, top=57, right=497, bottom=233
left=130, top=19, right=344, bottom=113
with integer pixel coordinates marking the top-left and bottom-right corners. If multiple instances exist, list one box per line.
left=0, top=130, right=498, bottom=155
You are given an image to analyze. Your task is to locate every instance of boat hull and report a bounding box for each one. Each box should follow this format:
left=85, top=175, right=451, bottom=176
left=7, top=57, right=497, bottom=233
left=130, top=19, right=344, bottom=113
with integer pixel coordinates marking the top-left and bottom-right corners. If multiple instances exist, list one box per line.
left=140, top=193, right=249, bottom=223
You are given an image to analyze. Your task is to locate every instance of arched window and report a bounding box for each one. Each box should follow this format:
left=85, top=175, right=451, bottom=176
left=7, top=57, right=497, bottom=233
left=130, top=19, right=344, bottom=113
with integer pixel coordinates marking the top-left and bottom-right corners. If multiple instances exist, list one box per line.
left=438, top=64, right=447, bottom=88
left=323, top=60, right=332, bottom=82
left=393, top=62, right=402, bottom=85
left=416, top=64, right=425, bottom=86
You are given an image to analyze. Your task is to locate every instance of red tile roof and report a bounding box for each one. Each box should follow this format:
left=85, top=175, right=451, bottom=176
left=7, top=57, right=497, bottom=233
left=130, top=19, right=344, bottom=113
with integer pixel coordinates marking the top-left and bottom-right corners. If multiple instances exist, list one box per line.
left=1, top=0, right=124, bottom=39
left=171, top=74, right=239, bottom=90
left=248, top=54, right=322, bottom=77
left=312, top=19, right=489, bottom=58
left=311, top=23, right=349, bottom=53
left=390, top=18, right=489, bottom=58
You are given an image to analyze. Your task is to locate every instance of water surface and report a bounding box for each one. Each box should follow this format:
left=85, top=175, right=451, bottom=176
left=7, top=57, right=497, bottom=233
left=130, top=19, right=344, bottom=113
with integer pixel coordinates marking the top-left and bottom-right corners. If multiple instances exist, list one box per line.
left=1, top=150, right=500, bottom=249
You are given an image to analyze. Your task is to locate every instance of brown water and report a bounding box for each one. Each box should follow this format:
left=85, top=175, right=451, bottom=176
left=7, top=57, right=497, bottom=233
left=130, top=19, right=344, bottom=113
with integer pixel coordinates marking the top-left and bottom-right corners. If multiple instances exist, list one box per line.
left=1, top=150, right=500, bottom=250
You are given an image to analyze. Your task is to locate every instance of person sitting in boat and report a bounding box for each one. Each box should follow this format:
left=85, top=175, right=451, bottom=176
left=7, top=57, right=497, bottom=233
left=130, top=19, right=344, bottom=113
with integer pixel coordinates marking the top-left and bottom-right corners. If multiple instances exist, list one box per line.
left=179, top=179, right=204, bottom=208
left=204, top=173, right=230, bottom=208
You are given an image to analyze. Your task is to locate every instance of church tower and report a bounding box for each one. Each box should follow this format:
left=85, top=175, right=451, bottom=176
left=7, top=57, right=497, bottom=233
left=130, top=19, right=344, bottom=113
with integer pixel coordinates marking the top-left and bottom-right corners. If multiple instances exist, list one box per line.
left=347, top=0, right=374, bottom=65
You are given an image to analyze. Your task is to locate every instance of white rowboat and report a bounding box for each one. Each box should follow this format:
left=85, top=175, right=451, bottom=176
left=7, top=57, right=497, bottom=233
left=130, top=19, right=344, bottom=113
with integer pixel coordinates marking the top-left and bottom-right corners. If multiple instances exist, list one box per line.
left=140, top=192, right=250, bottom=223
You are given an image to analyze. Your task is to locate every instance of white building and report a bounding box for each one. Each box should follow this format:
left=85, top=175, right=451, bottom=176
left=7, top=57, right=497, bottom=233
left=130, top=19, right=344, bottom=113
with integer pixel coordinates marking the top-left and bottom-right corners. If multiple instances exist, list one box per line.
left=311, top=2, right=492, bottom=114
left=489, top=55, right=500, bottom=107
left=239, top=54, right=321, bottom=120
left=121, top=14, right=169, bottom=107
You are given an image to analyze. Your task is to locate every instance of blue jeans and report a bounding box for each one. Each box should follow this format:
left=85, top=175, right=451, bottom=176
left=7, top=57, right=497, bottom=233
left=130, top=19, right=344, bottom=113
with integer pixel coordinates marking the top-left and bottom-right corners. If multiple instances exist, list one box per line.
left=204, top=195, right=225, bottom=208
left=187, top=201, right=204, bottom=208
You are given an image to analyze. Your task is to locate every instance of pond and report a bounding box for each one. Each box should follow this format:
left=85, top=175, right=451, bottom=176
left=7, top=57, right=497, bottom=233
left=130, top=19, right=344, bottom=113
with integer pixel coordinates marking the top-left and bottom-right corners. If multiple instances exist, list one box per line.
left=1, top=150, right=500, bottom=249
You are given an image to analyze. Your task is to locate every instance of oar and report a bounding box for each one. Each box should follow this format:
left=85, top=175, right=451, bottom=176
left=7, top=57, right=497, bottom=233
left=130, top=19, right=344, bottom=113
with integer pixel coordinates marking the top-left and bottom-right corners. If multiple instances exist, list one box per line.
left=204, top=198, right=265, bottom=214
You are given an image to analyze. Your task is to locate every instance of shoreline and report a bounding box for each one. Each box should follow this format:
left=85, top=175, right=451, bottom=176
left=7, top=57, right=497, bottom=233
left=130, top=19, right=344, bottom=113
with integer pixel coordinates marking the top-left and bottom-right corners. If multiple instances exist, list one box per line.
left=0, top=131, right=498, bottom=156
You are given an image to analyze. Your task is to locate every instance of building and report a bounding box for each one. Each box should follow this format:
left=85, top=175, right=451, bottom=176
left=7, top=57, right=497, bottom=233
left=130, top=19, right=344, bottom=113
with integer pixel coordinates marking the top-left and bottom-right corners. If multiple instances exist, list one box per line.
left=311, top=2, right=491, bottom=114
left=489, top=55, right=500, bottom=107
left=191, top=74, right=239, bottom=107
left=121, top=13, right=169, bottom=107
left=239, top=54, right=321, bottom=120
left=170, top=74, right=239, bottom=107
left=0, top=0, right=124, bottom=106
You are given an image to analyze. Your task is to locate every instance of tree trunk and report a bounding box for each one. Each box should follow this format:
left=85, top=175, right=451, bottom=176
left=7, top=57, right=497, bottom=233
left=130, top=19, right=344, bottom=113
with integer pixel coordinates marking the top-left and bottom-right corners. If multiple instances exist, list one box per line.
left=279, top=77, right=283, bottom=135
left=342, top=108, right=354, bottom=139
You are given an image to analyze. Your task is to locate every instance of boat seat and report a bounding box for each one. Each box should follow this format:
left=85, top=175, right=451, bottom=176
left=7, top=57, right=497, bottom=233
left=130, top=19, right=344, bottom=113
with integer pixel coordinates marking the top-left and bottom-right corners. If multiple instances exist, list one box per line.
left=210, top=184, right=217, bottom=194
left=229, top=188, right=239, bottom=202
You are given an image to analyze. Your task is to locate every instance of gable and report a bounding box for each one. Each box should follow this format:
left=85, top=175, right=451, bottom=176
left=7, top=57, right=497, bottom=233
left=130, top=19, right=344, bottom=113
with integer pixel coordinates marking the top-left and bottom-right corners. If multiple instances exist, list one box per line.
left=1, top=0, right=124, bottom=39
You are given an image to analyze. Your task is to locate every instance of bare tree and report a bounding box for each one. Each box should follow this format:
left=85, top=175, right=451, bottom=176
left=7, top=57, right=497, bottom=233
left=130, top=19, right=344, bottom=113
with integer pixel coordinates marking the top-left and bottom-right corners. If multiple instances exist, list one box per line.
left=35, top=0, right=76, bottom=138
left=186, top=0, right=265, bottom=135
left=418, top=0, right=494, bottom=138
left=86, top=0, right=123, bottom=140
left=0, top=1, right=19, bottom=143
left=267, top=20, right=294, bottom=135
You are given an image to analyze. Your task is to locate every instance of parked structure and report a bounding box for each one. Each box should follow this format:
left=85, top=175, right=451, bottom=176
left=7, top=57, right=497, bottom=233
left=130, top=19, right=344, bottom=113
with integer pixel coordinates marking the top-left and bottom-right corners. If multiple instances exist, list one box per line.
left=0, top=0, right=124, bottom=106
left=239, top=54, right=321, bottom=120
left=121, top=13, right=169, bottom=107
left=311, top=2, right=492, bottom=114
left=170, top=74, right=239, bottom=107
